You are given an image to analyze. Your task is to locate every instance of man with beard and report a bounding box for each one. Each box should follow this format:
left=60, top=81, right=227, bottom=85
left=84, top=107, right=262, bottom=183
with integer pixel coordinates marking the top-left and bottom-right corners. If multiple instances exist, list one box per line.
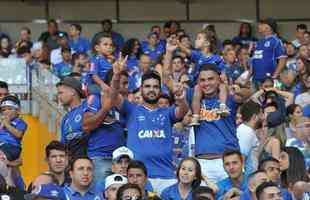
left=237, top=100, right=263, bottom=175
left=112, top=69, right=188, bottom=194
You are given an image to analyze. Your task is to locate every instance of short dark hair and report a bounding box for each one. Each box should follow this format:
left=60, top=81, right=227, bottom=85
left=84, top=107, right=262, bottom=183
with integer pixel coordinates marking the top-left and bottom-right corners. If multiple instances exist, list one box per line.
left=286, top=104, right=301, bottom=117
left=92, top=32, right=113, bottom=53
left=127, top=160, right=148, bottom=176
left=263, top=102, right=278, bottom=111
left=159, top=93, right=172, bottom=106
left=141, top=70, right=161, bottom=87
left=296, top=24, right=307, bottom=31
left=116, top=183, right=142, bottom=200
left=45, top=140, right=66, bottom=158
left=222, top=149, right=243, bottom=162
left=101, top=19, right=112, bottom=26
left=69, top=155, right=93, bottom=171
left=172, top=55, right=184, bottom=64
left=258, top=157, right=279, bottom=170
left=248, top=169, right=267, bottom=181
left=21, top=26, right=31, bottom=34
left=256, top=181, right=279, bottom=200
left=48, top=19, right=58, bottom=27
left=61, top=47, right=71, bottom=53
left=0, top=81, right=8, bottom=90
left=192, top=186, right=215, bottom=200
left=70, top=23, right=82, bottom=33
left=199, top=64, right=220, bottom=75
left=240, top=100, right=261, bottom=122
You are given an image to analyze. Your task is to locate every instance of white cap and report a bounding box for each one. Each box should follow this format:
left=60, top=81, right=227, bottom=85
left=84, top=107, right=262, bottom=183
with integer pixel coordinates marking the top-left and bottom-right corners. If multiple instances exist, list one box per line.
left=105, top=174, right=127, bottom=190
left=112, top=146, right=134, bottom=161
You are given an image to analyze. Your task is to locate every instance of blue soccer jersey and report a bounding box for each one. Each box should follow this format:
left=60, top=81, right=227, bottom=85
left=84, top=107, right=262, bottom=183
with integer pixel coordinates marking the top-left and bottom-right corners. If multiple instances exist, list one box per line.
left=0, top=117, right=27, bottom=147
left=186, top=89, right=239, bottom=155
left=190, top=50, right=225, bottom=80
left=161, top=183, right=192, bottom=200
left=68, top=36, right=90, bottom=54
left=52, top=62, right=72, bottom=79
left=251, top=35, right=286, bottom=81
left=120, top=100, right=177, bottom=178
left=60, top=101, right=89, bottom=156
left=89, top=54, right=113, bottom=83
left=141, top=41, right=165, bottom=62
left=86, top=94, right=125, bottom=158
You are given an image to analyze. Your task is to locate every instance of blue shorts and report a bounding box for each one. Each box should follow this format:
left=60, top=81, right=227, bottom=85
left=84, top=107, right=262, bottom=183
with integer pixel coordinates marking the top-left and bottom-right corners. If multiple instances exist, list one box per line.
left=0, top=142, right=21, bottom=161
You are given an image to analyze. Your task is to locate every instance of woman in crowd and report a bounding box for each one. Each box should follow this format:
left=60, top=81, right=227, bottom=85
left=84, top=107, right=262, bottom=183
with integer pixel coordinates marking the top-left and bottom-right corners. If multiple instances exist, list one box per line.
left=161, top=157, right=203, bottom=200
left=279, top=147, right=310, bottom=200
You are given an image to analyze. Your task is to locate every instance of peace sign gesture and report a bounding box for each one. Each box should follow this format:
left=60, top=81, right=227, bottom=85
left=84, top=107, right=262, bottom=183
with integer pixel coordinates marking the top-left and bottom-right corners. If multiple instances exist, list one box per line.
left=113, top=52, right=128, bottom=75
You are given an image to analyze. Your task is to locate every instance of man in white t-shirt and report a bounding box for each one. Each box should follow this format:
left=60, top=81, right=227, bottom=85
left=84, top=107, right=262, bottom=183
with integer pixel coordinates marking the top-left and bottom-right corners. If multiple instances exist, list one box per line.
left=237, top=100, right=263, bottom=175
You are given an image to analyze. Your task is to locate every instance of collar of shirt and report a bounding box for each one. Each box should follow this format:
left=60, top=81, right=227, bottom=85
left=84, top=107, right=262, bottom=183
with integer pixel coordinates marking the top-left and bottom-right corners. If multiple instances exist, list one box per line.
left=66, top=184, right=96, bottom=197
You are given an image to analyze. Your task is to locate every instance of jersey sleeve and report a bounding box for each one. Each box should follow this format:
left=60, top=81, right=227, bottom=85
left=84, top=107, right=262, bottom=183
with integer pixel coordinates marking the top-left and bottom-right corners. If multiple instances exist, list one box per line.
left=190, top=50, right=202, bottom=62
left=89, top=58, right=98, bottom=76
left=274, top=39, right=286, bottom=59
left=15, top=119, right=27, bottom=134
left=85, top=94, right=101, bottom=113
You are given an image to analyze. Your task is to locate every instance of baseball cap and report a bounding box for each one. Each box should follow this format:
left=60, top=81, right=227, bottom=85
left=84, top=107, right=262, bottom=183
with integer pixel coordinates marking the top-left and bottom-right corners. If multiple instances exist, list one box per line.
left=56, top=77, right=85, bottom=98
left=24, top=183, right=66, bottom=200
left=105, top=174, right=128, bottom=190
left=112, top=146, right=134, bottom=161
left=0, top=95, right=20, bottom=109
left=259, top=18, right=277, bottom=33
left=267, top=111, right=284, bottom=128
left=303, top=104, right=310, bottom=118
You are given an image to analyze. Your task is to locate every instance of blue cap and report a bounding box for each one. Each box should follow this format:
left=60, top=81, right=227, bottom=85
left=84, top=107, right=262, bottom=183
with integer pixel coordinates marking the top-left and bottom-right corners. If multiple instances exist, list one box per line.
left=24, top=184, right=66, bottom=200
left=304, top=104, right=310, bottom=118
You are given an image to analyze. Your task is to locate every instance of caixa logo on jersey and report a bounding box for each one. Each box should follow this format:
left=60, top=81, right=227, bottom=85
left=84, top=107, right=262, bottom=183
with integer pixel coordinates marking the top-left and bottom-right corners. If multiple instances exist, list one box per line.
left=138, top=130, right=166, bottom=139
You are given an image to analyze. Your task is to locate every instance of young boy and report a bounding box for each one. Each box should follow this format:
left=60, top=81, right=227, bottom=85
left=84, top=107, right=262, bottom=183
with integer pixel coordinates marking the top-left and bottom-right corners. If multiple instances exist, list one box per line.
left=0, top=95, right=27, bottom=161
left=52, top=47, right=72, bottom=79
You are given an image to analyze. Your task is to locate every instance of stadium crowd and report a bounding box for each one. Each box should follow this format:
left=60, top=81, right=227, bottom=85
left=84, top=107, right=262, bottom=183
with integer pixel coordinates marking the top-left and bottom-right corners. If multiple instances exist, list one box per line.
left=0, top=18, right=309, bottom=200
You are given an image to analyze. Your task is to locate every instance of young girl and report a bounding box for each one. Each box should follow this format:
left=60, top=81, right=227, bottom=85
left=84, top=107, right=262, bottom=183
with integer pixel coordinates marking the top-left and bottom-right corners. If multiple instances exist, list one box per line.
left=161, top=157, right=203, bottom=200
left=0, top=95, right=27, bottom=162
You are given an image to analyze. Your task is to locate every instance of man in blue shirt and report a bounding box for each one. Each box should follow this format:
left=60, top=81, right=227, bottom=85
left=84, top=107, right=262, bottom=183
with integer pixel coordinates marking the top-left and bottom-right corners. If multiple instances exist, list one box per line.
left=68, top=23, right=90, bottom=54
left=53, top=47, right=73, bottom=79
left=186, top=64, right=239, bottom=182
left=216, top=150, right=248, bottom=200
left=57, top=77, right=88, bottom=157
left=112, top=69, right=189, bottom=194
left=251, top=18, right=286, bottom=84
left=64, top=156, right=104, bottom=200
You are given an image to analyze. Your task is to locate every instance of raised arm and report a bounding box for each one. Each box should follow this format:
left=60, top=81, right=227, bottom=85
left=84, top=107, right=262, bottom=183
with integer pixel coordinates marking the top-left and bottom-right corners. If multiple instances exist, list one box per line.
left=173, top=82, right=189, bottom=120
left=83, top=85, right=113, bottom=133
left=177, top=40, right=192, bottom=57
left=111, top=54, right=128, bottom=110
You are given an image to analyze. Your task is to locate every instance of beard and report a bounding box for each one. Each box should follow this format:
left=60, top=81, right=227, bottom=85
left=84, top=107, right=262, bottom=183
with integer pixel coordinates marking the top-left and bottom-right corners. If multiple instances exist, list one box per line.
left=142, top=92, right=159, bottom=104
